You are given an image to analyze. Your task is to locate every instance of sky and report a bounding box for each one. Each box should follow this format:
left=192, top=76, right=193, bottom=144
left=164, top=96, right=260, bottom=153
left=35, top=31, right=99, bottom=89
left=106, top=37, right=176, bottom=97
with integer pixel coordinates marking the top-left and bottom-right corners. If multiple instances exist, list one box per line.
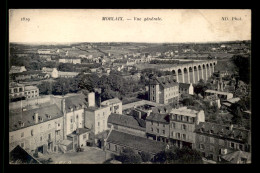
left=9, top=9, right=251, bottom=43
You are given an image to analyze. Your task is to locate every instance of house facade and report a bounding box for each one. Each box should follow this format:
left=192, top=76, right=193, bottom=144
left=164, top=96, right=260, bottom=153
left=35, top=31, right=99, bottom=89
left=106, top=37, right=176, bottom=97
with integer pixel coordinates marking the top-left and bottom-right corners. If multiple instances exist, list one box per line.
left=149, top=76, right=179, bottom=104
left=195, top=122, right=251, bottom=162
left=169, top=107, right=205, bottom=149
left=9, top=104, right=64, bottom=154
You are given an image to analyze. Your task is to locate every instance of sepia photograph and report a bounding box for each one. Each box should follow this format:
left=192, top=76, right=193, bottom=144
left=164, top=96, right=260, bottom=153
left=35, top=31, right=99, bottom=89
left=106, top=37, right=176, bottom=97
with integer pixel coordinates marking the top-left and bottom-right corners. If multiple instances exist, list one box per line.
left=8, top=9, right=251, bottom=164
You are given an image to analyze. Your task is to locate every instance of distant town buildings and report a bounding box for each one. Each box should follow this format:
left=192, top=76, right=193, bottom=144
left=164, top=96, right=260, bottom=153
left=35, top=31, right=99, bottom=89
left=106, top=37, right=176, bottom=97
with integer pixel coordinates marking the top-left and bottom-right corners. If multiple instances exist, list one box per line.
left=59, top=58, right=81, bottom=64
left=9, top=66, right=27, bottom=74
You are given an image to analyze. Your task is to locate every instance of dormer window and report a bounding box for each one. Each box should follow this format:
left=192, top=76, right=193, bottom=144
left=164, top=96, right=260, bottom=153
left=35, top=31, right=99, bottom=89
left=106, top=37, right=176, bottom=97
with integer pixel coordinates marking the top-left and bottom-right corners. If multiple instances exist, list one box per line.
left=19, top=121, right=24, bottom=127
left=46, top=114, right=51, bottom=119
left=210, top=130, right=214, bottom=134
left=39, top=116, right=43, bottom=122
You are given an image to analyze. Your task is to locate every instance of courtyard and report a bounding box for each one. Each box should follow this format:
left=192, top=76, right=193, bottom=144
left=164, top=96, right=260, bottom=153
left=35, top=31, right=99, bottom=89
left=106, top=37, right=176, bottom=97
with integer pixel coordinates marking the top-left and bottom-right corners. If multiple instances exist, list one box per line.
left=38, top=146, right=114, bottom=164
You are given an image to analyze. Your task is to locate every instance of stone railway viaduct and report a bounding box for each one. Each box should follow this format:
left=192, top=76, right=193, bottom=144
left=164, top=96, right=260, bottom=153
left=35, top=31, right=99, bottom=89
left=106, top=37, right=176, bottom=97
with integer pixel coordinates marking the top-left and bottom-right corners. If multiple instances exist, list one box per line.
left=159, top=60, right=218, bottom=83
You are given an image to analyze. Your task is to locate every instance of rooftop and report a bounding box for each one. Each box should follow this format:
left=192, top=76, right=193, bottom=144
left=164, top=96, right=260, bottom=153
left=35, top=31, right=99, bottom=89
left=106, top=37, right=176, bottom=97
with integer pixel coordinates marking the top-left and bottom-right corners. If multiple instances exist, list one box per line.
left=221, top=150, right=251, bottom=163
left=149, top=76, right=178, bottom=89
left=146, top=113, right=170, bottom=124
left=101, top=98, right=122, bottom=105
left=9, top=104, right=63, bottom=132
left=108, top=113, right=146, bottom=131
left=106, top=130, right=166, bottom=154
left=205, top=89, right=233, bottom=95
left=179, top=83, right=192, bottom=89
left=64, top=93, right=88, bottom=112
left=24, top=85, right=38, bottom=91
left=122, top=100, right=165, bottom=110
left=195, top=122, right=250, bottom=143
left=170, top=107, right=200, bottom=117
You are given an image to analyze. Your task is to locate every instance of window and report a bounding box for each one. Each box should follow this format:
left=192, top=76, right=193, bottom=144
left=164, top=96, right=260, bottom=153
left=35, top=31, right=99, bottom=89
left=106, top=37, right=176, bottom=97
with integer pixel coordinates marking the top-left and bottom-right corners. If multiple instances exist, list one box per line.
left=176, top=133, right=180, bottom=139
left=157, top=129, right=159, bottom=133
left=40, top=136, right=43, bottom=141
left=209, top=137, right=215, bottom=144
left=48, top=133, right=51, bottom=140
left=21, top=132, right=24, bottom=138
left=31, top=129, right=34, bottom=136
left=151, top=121, right=153, bottom=125
left=83, top=134, right=87, bottom=139
left=56, top=131, right=60, bottom=135
left=182, top=134, right=186, bottom=140
left=21, top=142, right=25, bottom=148
left=219, top=139, right=224, bottom=146
left=182, top=124, right=187, bottom=130
left=162, top=130, right=165, bottom=134
left=230, top=142, right=235, bottom=149
left=151, top=127, right=153, bottom=132
left=14, top=88, right=17, bottom=93
left=210, top=145, right=215, bottom=152
left=239, top=144, right=243, bottom=151
left=115, top=145, right=117, bottom=151
left=152, top=97, right=155, bottom=101
left=199, top=144, right=205, bottom=150
left=70, top=119, right=73, bottom=123
left=172, top=122, right=175, bottom=129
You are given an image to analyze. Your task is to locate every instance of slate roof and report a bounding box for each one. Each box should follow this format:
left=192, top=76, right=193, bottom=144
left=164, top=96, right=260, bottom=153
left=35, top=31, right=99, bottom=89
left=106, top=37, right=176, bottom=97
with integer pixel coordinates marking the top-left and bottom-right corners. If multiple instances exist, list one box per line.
left=195, top=122, right=250, bottom=143
left=101, top=98, right=122, bottom=105
left=71, top=128, right=91, bottom=135
left=152, top=105, right=173, bottom=114
left=179, top=83, right=191, bottom=89
left=221, top=151, right=251, bottom=163
left=149, top=76, right=178, bottom=89
left=146, top=113, right=170, bottom=124
left=9, top=104, right=63, bottom=132
left=108, top=113, right=146, bottom=131
left=107, top=130, right=166, bottom=154
left=64, top=94, right=88, bottom=112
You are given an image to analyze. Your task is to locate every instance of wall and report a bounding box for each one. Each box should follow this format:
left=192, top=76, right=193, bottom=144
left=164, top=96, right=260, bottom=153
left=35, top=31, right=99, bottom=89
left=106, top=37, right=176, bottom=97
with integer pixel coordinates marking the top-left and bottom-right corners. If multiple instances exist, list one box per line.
left=9, top=116, right=64, bottom=153
left=169, top=120, right=196, bottom=145
left=65, top=109, right=85, bottom=136
left=9, top=95, right=52, bottom=110
left=146, top=120, right=170, bottom=139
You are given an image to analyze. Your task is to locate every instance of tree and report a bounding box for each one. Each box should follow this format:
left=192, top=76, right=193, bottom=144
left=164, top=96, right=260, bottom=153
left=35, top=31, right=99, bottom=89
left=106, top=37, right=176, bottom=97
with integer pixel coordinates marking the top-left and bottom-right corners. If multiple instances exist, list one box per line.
left=116, top=148, right=142, bottom=164
left=140, top=151, right=152, bottom=162
left=37, top=81, right=53, bottom=95
left=182, top=98, right=194, bottom=106
left=231, top=55, right=250, bottom=84
left=153, top=147, right=203, bottom=164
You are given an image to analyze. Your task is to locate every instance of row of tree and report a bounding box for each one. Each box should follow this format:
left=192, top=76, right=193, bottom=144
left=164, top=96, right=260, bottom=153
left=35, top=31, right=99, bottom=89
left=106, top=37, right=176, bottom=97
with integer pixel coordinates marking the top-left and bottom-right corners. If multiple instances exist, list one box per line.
left=113, top=146, right=203, bottom=164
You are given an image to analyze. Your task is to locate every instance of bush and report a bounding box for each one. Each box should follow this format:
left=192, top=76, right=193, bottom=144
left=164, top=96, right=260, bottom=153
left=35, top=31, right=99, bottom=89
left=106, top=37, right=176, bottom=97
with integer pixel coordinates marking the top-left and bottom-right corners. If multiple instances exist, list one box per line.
left=140, top=151, right=152, bottom=162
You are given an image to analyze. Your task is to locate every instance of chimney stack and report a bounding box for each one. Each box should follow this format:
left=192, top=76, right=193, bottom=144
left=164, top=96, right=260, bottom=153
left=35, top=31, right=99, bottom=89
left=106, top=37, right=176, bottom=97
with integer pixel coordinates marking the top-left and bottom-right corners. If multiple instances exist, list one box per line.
left=88, top=92, right=95, bottom=107
left=34, top=113, right=39, bottom=123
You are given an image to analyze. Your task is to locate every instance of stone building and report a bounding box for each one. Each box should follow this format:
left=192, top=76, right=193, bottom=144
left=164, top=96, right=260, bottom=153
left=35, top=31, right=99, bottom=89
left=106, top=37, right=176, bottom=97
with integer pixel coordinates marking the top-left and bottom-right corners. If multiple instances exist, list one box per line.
left=101, top=98, right=122, bottom=115
left=194, top=122, right=251, bottom=162
left=9, top=104, right=64, bottom=155
left=148, top=76, right=179, bottom=104
left=169, top=107, right=205, bottom=149
left=107, top=113, right=146, bottom=137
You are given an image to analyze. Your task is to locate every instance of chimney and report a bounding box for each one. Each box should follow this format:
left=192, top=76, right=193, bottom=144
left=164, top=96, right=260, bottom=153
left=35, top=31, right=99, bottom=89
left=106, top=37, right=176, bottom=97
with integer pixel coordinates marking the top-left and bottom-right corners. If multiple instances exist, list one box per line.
left=34, top=113, right=39, bottom=123
left=88, top=92, right=95, bottom=107
left=229, top=123, right=233, bottom=131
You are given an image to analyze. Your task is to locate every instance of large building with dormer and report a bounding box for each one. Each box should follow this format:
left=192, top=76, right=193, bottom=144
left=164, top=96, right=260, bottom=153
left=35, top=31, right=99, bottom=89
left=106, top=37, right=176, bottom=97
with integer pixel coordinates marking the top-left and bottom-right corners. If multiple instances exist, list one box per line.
left=148, top=76, right=179, bottom=104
